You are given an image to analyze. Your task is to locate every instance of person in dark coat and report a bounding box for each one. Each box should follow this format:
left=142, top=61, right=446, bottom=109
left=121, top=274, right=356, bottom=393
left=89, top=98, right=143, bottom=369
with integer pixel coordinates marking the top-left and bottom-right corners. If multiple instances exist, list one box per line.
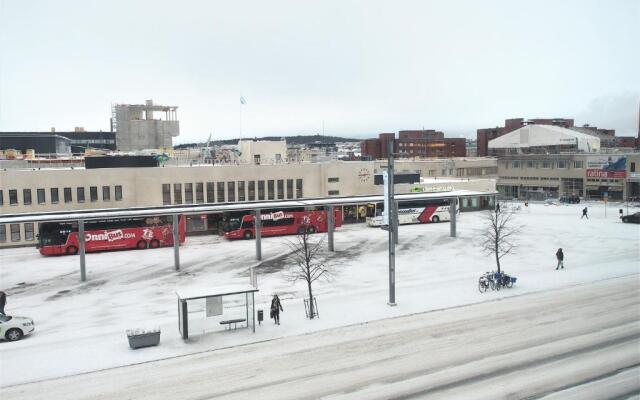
left=0, top=291, right=6, bottom=315
left=270, top=294, right=283, bottom=325
left=581, top=207, right=588, bottom=219
left=496, top=203, right=501, bottom=213
left=555, top=248, right=564, bottom=270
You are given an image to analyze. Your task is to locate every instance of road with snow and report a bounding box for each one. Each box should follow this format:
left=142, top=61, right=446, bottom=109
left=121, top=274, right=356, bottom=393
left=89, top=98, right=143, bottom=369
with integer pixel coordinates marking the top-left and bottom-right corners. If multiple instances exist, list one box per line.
left=3, top=275, right=639, bottom=400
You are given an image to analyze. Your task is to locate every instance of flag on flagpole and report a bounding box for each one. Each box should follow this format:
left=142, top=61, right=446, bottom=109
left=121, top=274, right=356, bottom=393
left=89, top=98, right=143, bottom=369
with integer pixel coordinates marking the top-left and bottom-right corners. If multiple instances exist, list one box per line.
left=240, top=96, right=246, bottom=105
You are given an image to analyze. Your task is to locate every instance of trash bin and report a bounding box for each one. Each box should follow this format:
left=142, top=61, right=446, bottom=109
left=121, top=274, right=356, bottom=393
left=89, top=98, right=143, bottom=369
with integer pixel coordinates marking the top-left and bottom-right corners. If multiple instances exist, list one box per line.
left=257, top=310, right=263, bottom=325
left=126, top=329, right=161, bottom=349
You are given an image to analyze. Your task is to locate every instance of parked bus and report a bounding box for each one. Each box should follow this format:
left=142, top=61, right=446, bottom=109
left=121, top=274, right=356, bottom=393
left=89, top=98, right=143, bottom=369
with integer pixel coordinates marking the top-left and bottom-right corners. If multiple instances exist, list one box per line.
left=224, top=209, right=343, bottom=240
left=37, top=216, right=186, bottom=256
left=365, top=199, right=458, bottom=227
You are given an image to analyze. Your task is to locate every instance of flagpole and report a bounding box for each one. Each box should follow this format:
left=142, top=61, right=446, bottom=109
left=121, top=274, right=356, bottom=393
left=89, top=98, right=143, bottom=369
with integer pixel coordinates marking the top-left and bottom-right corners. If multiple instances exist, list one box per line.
left=240, top=94, right=243, bottom=141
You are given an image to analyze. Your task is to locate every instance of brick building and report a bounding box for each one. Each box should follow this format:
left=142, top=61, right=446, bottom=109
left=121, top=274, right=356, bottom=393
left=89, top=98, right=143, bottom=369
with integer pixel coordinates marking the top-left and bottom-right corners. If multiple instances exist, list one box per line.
left=361, top=130, right=466, bottom=159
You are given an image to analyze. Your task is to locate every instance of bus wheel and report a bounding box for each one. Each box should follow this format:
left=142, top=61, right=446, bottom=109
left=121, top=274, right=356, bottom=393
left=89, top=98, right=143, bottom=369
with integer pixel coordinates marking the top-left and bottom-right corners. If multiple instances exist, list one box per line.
left=136, top=240, right=148, bottom=249
left=307, top=226, right=316, bottom=234
left=66, top=245, right=78, bottom=255
left=243, top=231, right=253, bottom=240
left=149, top=239, right=160, bottom=249
left=432, top=215, right=440, bottom=223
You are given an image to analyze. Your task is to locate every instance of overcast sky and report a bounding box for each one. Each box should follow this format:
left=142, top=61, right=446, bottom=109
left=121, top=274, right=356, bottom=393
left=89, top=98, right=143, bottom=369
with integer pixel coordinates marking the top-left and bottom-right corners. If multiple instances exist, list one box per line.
left=1, top=0, right=638, bottom=142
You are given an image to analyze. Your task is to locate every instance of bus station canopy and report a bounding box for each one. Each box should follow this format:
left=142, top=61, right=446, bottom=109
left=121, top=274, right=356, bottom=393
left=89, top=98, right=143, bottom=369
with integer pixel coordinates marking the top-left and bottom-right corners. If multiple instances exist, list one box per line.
left=0, top=189, right=497, bottom=224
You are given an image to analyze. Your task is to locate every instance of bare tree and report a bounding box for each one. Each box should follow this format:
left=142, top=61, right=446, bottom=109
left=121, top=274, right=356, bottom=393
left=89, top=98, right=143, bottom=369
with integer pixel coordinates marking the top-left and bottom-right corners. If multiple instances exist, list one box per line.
left=285, top=228, right=333, bottom=319
left=481, top=204, right=520, bottom=273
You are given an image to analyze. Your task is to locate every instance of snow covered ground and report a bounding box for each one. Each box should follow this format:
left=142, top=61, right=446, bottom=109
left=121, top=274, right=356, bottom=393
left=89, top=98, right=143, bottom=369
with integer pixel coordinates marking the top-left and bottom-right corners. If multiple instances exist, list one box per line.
left=0, top=202, right=638, bottom=389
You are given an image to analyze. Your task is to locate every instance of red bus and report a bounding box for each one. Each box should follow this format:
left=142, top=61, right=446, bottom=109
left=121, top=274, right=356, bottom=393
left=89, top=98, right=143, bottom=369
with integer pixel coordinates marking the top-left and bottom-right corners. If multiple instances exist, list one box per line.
left=224, top=209, right=342, bottom=240
left=37, top=216, right=186, bottom=256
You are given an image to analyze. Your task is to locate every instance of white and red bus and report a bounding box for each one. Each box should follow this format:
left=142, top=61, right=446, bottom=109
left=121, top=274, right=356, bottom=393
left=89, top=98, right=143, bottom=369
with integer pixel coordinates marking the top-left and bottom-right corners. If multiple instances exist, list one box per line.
left=365, top=199, right=458, bottom=227
left=37, top=216, right=186, bottom=256
left=224, top=209, right=343, bottom=240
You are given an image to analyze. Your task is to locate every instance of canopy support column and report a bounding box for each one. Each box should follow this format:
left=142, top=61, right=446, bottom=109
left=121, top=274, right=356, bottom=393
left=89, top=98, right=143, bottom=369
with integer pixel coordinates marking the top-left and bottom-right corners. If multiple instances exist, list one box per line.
left=327, top=205, right=335, bottom=252
left=79, top=219, right=86, bottom=282
left=255, top=209, right=262, bottom=261
left=450, top=198, right=457, bottom=238
left=173, top=214, right=180, bottom=271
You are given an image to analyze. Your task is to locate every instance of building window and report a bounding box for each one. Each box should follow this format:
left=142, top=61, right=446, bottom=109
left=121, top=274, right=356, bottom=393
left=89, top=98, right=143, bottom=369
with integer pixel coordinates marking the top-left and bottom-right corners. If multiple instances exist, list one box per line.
left=206, top=182, right=215, bottom=202
left=512, top=161, right=520, bottom=168
left=254, top=155, right=261, bottom=165
left=328, top=190, right=340, bottom=196
left=238, top=181, right=245, bottom=202
left=115, top=185, right=123, bottom=201
left=77, top=187, right=85, bottom=203
left=195, top=183, right=204, bottom=203
left=51, top=188, right=59, bottom=203
left=267, top=180, right=275, bottom=200
left=631, top=162, right=636, bottom=173
left=227, top=181, right=236, bottom=202
left=185, top=183, right=193, bottom=203
left=0, top=224, right=5, bottom=242
left=527, top=161, right=535, bottom=168
left=557, top=160, right=567, bottom=169
left=296, top=179, right=303, bottom=198
left=10, top=224, right=20, bottom=242
left=162, top=184, right=171, bottom=205
left=102, top=186, right=110, bottom=201
left=217, top=182, right=225, bottom=202
left=542, top=161, right=551, bottom=169
left=37, top=188, right=45, bottom=204
left=9, top=189, right=18, bottom=205
left=24, top=223, right=34, bottom=241
left=64, top=187, right=72, bottom=203
left=248, top=181, right=256, bottom=201
left=23, top=189, right=32, bottom=205
left=173, top=184, right=182, bottom=204
left=277, top=180, right=284, bottom=199
left=0, top=190, right=3, bottom=206
left=258, top=181, right=265, bottom=200
left=328, top=177, right=339, bottom=182
left=90, top=186, right=98, bottom=202
left=286, top=179, right=294, bottom=199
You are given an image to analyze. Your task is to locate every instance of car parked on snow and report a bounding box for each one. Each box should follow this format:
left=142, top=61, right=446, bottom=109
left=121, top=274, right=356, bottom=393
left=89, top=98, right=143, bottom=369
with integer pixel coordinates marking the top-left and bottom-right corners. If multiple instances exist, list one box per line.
left=559, top=195, right=581, bottom=204
left=0, top=314, right=35, bottom=341
left=621, top=212, right=640, bottom=224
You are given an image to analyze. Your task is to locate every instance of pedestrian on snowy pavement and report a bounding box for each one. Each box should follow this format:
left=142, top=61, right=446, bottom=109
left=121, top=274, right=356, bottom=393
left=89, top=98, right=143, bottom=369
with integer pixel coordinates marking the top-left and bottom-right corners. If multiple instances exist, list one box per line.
left=555, top=248, right=564, bottom=270
left=581, top=207, right=588, bottom=219
left=0, top=290, right=6, bottom=315
left=496, top=203, right=501, bottom=213
left=270, top=294, right=283, bottom=325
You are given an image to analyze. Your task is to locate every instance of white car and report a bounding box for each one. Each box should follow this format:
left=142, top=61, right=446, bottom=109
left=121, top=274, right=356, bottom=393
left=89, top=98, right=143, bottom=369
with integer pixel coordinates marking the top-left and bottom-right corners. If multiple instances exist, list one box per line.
left=0, top=314, right=35, bottom=341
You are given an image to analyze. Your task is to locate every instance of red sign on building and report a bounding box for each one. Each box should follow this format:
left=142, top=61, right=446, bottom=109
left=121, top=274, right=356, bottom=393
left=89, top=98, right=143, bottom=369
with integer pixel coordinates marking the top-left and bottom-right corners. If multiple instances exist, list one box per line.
left=586, top=169, right=626, bottom=179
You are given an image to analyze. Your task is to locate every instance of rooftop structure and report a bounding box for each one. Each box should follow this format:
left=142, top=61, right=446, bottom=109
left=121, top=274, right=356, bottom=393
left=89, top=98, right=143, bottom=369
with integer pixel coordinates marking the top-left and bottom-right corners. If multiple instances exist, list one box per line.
left=113, top=99, right=179, bottom=152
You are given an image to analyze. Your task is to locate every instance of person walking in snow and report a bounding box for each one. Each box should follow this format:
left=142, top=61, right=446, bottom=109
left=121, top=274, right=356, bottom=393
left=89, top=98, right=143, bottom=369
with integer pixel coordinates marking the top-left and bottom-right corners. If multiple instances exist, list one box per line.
left=581, top=207, right=588, bottom=219
left=495, top=203, right=501, bottom=213
left=555, top=248, right=564, bottom=270
left=270, top=294, right=283, bottom=325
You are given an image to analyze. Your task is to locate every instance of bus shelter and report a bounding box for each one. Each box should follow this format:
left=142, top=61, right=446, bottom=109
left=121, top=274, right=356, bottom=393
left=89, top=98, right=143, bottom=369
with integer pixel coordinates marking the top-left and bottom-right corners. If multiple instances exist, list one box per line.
left=176, top=284, right=258, bottom=340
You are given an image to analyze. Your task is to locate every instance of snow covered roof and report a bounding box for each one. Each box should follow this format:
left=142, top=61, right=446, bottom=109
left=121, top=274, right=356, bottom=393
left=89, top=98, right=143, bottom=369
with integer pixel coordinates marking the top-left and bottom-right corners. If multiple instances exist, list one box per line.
left=176, top=284, right=258, bottom=300
left=488, top=125, right=600, bottom=153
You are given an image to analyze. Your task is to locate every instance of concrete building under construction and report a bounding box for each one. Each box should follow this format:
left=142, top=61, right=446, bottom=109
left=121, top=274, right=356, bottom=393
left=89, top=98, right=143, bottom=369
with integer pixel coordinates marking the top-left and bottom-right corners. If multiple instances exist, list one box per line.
left=112, top=99, right=179, bottom=151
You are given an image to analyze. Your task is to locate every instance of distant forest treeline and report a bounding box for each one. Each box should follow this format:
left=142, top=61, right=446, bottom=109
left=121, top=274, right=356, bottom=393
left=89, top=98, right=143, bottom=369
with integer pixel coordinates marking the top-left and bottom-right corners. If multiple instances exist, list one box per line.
left=174, top=134, right=359, bottom=149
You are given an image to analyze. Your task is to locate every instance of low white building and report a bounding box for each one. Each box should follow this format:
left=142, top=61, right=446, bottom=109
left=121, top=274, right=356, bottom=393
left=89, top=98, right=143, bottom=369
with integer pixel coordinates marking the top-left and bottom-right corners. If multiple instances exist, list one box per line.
left=489, top=125, right=600, bottom=155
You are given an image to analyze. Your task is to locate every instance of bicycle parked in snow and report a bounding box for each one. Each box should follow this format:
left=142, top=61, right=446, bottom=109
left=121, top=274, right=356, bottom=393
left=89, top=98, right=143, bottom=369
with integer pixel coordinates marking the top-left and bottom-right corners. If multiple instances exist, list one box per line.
left=478, top=271, right=516, bottom=293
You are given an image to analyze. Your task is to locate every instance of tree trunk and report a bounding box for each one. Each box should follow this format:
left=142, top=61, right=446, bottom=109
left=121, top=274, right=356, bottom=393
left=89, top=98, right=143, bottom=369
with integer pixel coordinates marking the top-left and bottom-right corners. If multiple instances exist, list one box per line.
left=307, top=279, right=315, bottom=319
left=495, top=238, right=501, bottom=274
